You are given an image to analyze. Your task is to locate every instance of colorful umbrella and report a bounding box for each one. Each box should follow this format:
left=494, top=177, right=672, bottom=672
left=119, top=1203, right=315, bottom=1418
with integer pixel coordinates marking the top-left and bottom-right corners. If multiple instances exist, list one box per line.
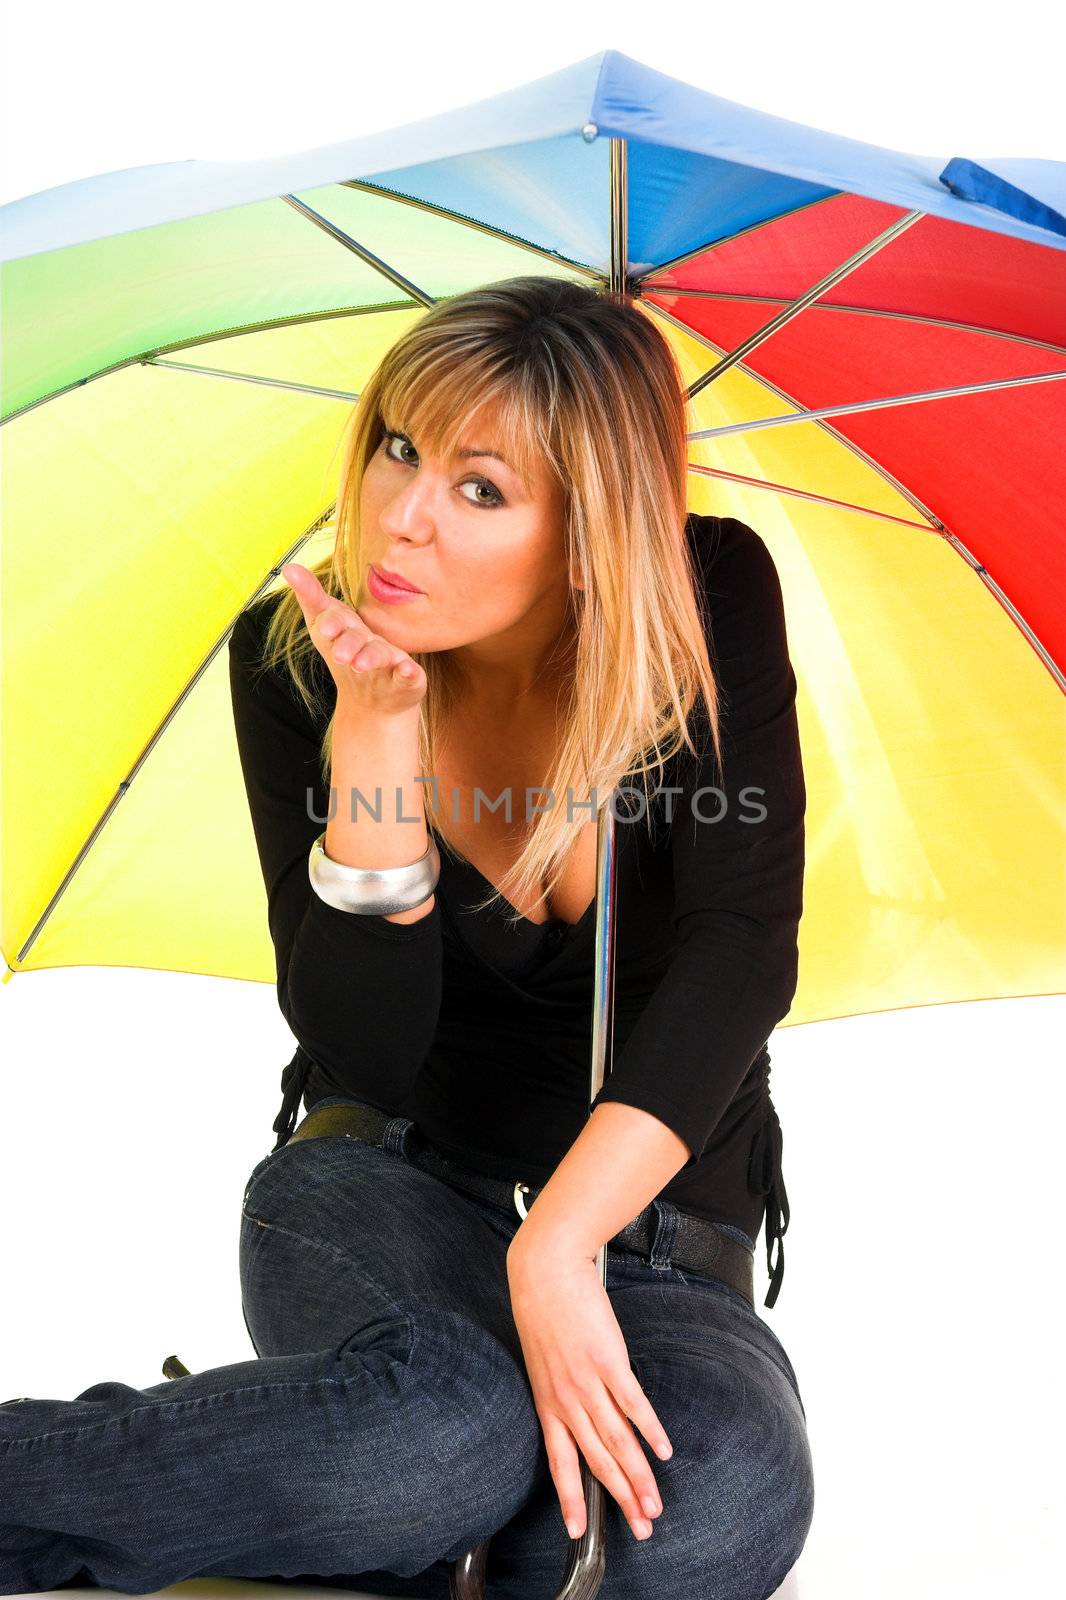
left=3, top=48, right=1064, bottom=1036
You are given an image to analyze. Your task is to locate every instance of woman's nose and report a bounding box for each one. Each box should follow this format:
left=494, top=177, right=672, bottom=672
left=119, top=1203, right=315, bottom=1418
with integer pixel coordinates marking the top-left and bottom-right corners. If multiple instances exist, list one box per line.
left=379, top=475, right=437, bottom=540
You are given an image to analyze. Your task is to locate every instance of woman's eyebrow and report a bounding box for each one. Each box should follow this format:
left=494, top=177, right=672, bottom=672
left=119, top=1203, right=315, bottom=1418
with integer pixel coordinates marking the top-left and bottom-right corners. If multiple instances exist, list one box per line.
left=455, top=445, right=512, bottom=469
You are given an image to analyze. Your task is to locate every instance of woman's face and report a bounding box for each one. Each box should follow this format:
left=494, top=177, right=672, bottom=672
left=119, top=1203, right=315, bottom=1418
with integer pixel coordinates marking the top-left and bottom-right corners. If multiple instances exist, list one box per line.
left=357, top=395, right=577, bottom=697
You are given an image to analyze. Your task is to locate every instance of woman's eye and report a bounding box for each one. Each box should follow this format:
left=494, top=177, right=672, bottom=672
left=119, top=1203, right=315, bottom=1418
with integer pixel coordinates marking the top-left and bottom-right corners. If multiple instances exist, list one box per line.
left=459, top=478, right=504, bottom=508
left=384, top=432, right=418, bottom=465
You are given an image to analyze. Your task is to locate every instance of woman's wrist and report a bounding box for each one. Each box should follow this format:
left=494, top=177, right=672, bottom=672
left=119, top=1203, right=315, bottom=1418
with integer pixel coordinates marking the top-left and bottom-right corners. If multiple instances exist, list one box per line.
left=332, top=700, right=421, bottom=742
left=507, top=1217, right=597, bottom=1279
left=325, top=705, right=434, bottom=922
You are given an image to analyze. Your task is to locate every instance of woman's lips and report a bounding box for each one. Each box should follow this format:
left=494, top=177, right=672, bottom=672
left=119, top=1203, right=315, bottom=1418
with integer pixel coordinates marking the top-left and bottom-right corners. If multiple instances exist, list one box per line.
left=368, top=565, right=424, bottom=603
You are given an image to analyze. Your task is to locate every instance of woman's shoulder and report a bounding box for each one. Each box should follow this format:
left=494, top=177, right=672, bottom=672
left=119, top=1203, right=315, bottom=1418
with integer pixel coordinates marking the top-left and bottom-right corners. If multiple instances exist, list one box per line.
left=684, top=511, right=775, bottom=582
left=228, top=589, right=332, bottom=732
left=683, top=512, right=786, bottom=632
left=228, top=587, right=287, bottom=669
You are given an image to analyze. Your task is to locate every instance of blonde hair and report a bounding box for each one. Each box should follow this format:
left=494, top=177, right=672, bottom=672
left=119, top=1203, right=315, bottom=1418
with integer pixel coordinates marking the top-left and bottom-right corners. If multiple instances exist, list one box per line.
left=255, top=274, right=722, bottom=925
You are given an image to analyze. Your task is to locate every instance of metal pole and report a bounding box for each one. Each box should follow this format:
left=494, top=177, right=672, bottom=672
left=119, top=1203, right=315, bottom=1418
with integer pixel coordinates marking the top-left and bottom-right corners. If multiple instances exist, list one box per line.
left=544, top=798, right=618, bottom=1599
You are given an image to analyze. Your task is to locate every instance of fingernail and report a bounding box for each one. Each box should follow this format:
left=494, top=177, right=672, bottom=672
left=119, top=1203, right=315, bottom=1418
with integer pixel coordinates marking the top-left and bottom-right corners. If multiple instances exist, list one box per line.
left=634, top=1519, right=653, bottom=1540
left=657, top=1442, right=673, bottom=1460
left=642, top=1495, right=660, bottom=1518
left=565, top=1519, right=582, bottom=1540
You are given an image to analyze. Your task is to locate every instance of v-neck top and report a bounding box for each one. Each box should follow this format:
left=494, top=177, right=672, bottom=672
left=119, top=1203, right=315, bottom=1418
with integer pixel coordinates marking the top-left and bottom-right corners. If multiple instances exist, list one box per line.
left=443, top=854, right=596, bottom=978
left=228, top=513, right=805, bottom=1307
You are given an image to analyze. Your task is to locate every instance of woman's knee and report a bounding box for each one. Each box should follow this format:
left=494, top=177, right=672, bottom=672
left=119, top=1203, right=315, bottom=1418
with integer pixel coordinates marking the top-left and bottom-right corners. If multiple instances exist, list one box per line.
left=325, top=1307, right=543, bottom=1569
left=634, top=1351, right=814, bottom=1597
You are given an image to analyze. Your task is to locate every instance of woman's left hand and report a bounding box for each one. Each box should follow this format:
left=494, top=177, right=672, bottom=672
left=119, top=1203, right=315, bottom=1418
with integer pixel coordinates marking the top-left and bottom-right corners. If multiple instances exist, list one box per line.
left=506, top=1240, right=673, bottom=1545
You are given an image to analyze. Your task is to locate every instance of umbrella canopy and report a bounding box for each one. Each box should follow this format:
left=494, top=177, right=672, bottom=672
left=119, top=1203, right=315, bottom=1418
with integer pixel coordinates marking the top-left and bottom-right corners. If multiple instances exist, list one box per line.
left=2, top=48, right=1064, bottom=1030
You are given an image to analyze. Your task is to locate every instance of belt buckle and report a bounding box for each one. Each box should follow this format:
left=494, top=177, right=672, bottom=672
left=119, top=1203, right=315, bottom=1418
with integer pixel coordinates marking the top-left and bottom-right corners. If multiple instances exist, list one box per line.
left=513, top=1182, right=532, bottom=1220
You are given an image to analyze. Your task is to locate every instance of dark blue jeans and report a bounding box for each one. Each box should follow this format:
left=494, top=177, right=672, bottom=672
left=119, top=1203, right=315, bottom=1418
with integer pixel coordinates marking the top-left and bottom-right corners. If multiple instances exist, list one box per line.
left=0, top=1096, right=814, bottom=1598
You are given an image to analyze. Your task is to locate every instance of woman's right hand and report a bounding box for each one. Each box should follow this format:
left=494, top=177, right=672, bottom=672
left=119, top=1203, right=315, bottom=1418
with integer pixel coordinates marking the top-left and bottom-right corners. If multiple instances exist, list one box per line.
left=281, top=562, right=427, bottom=720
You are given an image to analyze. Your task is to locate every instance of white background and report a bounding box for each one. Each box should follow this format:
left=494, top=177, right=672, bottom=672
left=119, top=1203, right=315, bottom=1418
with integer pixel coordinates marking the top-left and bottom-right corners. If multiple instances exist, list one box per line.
left=2, top=4, right=1064, bottom=1598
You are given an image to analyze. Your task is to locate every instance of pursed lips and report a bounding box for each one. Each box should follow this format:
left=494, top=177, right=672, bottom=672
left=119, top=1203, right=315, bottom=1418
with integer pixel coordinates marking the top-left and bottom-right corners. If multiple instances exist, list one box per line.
left=373, top=564, right=423, bottom=593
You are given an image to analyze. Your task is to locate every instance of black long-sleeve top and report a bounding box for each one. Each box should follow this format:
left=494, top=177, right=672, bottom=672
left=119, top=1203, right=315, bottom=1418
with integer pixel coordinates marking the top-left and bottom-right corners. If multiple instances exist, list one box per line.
left=228, top=514, right=805, bottom=1306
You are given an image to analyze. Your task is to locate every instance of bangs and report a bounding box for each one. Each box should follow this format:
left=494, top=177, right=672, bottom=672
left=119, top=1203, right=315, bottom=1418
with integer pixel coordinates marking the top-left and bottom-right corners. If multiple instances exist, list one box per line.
left=376, top=342, right=558, bottom=494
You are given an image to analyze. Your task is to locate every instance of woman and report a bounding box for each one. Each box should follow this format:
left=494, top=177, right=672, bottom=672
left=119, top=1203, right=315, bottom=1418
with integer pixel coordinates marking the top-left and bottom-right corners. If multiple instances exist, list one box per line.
left=0, top=276, right=812, bottom=1598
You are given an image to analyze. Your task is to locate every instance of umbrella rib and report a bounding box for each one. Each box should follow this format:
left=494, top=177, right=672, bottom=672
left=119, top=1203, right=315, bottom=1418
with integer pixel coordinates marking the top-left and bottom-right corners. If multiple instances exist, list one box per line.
left=685, top=211, right=924, bottom=399
left=647, top=297, right=943, bottom=528
left=280, top=195, right=436, bottom=306
left=340, top=177, right=601, bottom=279
left=5, top=183, right=605, bottom=425
left=939, top=532, right=1066, bottom=694
left=650, top=303, right=1066, bottom=697
left=632, top=194, right=839, bottom=283
left=688, top=369, right=1066, bottom=437
left=686, top=463, right=933, bottom=530
left=640, top=290, right=1066, bottom=359
left=11, top=509, right=336, bottom=972
left=1, top=302, right=414, bottom=428
left=145, top=357, right=359, bottom=402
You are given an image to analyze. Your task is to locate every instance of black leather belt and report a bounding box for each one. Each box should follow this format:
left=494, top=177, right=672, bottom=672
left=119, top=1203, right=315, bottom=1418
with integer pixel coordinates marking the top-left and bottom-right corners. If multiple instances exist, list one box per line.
left=289, top=1101, right=755, bottom=1307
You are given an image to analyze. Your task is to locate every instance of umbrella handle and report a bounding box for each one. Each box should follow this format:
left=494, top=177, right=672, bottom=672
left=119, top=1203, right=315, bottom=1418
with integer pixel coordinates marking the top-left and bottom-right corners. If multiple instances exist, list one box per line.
left=448, top=1538, right=492, bottom=1598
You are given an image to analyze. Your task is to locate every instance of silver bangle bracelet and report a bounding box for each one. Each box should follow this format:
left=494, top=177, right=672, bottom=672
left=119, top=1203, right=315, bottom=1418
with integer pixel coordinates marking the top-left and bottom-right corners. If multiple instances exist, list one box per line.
left=308, top=831, right=441, bottom=915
